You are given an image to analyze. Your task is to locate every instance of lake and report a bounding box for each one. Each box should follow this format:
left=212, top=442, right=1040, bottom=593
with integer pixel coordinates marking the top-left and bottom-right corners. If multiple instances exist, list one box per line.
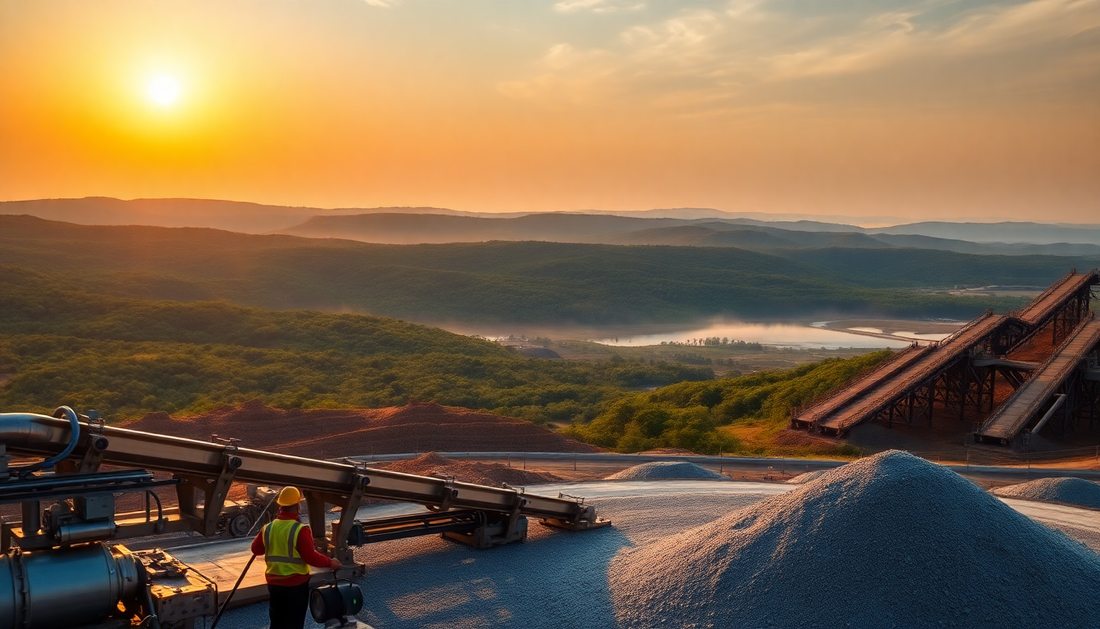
left=452, top=318, right=958, bottom=350
left=590, top=321, right=916, bottom=350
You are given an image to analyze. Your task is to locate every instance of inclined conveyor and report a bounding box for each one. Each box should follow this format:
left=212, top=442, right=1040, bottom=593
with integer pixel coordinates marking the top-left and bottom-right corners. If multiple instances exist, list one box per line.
left=975, top=314, right=1100, bottom=445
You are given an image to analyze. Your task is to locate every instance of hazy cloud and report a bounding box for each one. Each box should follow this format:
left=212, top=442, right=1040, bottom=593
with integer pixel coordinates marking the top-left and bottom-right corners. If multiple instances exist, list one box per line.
left=554, top=0, right=645, bottom=14
left=502, top=0, right=1100, bottom=113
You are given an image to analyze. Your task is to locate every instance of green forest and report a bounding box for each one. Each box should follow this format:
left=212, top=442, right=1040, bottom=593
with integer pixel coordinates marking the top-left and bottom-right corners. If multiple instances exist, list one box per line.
left=0, top=273, right=711, bottom=423
left=1, top=270, right=898, bottom=456
left=564, top=351, right=890, bottom=456
left=3, top=216, right=1089, bottom=325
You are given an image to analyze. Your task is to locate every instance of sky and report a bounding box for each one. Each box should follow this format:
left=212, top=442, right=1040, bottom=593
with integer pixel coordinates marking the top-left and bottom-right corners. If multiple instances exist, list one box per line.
left=1, top=0, right=1097, bottom=222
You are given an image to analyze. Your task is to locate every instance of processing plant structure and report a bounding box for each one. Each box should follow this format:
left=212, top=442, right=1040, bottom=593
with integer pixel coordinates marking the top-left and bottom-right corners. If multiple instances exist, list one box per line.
left=0, top=408, right=609, bottom=628
left=791, top=269, right=1100, bottom=445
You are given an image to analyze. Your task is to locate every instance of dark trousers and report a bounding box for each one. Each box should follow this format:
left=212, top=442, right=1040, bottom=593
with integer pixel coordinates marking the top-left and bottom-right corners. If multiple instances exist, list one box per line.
left=267, top=581, right=310, bottom=629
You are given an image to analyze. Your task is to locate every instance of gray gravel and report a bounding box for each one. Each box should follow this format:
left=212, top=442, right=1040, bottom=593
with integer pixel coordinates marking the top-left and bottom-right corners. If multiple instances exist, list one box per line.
left=606, top=461, right=727, bottom=480
left=992, top=477, right=1100, bottom=509
left=214, top=491, right=772, bottom=629
left=212, top=470, right=1100, bottom=629
left=785, top=470, right=827, bottom=484
left=609, top=450, right=1100, bottom=629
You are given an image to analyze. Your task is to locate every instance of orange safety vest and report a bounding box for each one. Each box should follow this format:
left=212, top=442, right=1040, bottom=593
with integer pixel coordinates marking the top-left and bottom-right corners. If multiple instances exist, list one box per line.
left=263, top=519, right=310, bottom=577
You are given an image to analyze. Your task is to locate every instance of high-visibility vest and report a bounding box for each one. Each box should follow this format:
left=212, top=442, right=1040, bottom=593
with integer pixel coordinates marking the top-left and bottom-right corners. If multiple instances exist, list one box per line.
left=263, top=519, right=310, bottom=577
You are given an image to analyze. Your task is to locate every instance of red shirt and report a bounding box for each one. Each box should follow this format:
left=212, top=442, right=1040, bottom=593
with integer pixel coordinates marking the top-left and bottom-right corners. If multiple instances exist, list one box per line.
left=251, top=511, right=334, bottom=586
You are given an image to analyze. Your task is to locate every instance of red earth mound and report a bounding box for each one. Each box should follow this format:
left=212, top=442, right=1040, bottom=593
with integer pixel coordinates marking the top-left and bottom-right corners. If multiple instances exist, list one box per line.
left=379, top=452, right=562, bottom=486
left=122, top=401, right=598, bottom=458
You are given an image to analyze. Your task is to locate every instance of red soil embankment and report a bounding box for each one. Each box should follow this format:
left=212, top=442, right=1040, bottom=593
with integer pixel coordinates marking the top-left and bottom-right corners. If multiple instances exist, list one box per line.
left=122, top=400, right=598, bottom=459
left=379, top=452, right=562, bottom=486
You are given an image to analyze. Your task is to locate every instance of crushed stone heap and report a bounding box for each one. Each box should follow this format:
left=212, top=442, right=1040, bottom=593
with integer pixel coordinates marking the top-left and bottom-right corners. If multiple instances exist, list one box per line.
left=785, top=469, right=827, bottom=484
left=609, top=450, right=1100, bottom=629
left=607, top=461, right=728, bottom=480
left=993, top=477, right=1100, bottom=510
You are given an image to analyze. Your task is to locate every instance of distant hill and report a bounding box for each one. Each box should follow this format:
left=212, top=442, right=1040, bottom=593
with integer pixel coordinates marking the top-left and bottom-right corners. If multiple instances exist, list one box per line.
left=869, top=222, right=1100, bottom=246
left=5, top=198, right=1099, bottom=255
left=0, top=197, right=496, bottom=234
left=0, top=197, right=327, bottom=233
left=2, top=216, right=1090, bottom=325
left=281, top=212, right=1100, bottom=257
left=282, top=212, right=714, bottom=244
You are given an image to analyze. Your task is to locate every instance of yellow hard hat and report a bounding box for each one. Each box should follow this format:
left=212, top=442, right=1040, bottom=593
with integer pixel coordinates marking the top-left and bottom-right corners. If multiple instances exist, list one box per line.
left=276, top=486, right=302, bottom=507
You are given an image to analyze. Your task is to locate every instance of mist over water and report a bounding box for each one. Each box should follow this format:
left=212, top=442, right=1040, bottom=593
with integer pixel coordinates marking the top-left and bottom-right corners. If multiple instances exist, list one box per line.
left=590, top=322, right=913, bottom=350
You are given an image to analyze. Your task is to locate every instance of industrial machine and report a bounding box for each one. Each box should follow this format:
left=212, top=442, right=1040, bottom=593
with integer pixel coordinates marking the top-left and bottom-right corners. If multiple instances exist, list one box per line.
left=0, top=407, right=610, bottom=628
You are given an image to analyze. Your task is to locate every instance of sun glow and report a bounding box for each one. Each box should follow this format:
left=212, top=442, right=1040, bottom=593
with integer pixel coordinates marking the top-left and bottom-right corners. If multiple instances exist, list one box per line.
left=146, top=75, right=181, bottom=106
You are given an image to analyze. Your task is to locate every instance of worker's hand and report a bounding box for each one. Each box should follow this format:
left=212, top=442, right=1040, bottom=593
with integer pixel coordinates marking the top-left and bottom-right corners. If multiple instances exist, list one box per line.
left=329, top=558, right=342, bottom=570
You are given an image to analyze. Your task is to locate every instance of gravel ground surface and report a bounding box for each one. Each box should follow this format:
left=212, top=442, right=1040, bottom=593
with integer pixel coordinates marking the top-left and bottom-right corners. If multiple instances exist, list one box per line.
left=610, top=451, right=1100, bottom=629
left=992, top=477, right=1100, bottom=509
left=215, top=490, right=773, bottom=629
left=785, top=470, right=827, bottom=484
left=212, top=469, right=1100, bottom=629
left=606, top=461, right=728, bottom=480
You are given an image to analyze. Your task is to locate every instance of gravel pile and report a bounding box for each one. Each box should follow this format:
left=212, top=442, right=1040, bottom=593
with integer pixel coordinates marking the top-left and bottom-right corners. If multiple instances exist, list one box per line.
left=609, top=450, right=1100, bottom=629
left=785, top=470, right=827, bottom=484
left=993, top=477, right=1100, bottom=509
left=607, top=461, right=727, bottom=480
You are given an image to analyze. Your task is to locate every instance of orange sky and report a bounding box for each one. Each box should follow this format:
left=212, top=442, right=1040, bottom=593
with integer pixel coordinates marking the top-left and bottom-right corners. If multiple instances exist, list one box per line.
left=1, top=0, right=1097, bottom=222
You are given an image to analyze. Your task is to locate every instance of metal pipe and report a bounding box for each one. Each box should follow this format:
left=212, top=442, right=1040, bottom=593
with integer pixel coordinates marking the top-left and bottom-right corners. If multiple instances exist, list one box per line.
left=1030, top=394, right=1067, bottom=435
left=56, top=521, right=117, bottom=545
left=7, top=408, right=80, bottom=478
left=144, top=490, right=163, bottom=525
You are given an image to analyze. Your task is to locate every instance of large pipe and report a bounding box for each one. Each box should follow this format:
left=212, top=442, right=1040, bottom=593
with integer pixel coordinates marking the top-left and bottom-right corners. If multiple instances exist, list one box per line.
left=0, top=409, right=80, bottom=478
left=0, top=543, right=142, bottom=629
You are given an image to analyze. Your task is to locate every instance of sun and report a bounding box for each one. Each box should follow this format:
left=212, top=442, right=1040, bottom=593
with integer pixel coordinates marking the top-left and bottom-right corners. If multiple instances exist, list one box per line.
left=146, top=75, right=182, bottom=107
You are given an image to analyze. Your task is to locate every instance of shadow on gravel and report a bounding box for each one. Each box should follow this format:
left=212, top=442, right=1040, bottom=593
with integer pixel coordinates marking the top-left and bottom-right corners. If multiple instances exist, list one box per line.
left=356, top=524, right=630, bottom=629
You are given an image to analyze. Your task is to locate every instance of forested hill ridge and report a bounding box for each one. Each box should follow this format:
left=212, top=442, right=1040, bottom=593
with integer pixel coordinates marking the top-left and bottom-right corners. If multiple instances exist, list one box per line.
left=0, top=271, right=711, bottom=421
left=0, top=268, right=886, bottom=456
left=3, top=216, right=1095, bottom=325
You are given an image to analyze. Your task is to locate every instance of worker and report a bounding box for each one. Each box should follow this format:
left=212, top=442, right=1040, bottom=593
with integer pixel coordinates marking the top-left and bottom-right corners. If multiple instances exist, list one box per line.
left=251, top=486, right=342, bottom=629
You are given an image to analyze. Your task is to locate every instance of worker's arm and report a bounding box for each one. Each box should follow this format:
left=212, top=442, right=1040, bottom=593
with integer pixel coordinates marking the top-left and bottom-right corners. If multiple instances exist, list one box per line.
left=296, top=525, right=343, bottom=570
left=250, top=529, right=266, bottom=556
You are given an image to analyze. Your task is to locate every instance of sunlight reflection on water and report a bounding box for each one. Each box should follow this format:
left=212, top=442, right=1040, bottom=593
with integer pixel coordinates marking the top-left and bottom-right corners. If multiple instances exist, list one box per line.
left=590, top=322, right=912, bottom=350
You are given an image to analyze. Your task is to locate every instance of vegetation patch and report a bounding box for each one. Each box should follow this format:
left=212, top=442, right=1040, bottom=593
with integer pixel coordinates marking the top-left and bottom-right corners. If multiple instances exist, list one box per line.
left=0, top=275, right=710, bottom=422
left=564, top=352, right=889, bottom=456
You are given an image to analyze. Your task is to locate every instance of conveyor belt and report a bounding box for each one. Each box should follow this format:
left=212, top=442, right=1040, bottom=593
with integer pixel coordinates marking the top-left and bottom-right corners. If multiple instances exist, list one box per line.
left=816, top=312, right=1005, bottom=434
left=0, top=413, right=607, bottom=549
left=790, top=344, right=932, bottom=429
left=976, top=315, right=1100, bottom=445
left=1016, top=271, right=1097, bottom=326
